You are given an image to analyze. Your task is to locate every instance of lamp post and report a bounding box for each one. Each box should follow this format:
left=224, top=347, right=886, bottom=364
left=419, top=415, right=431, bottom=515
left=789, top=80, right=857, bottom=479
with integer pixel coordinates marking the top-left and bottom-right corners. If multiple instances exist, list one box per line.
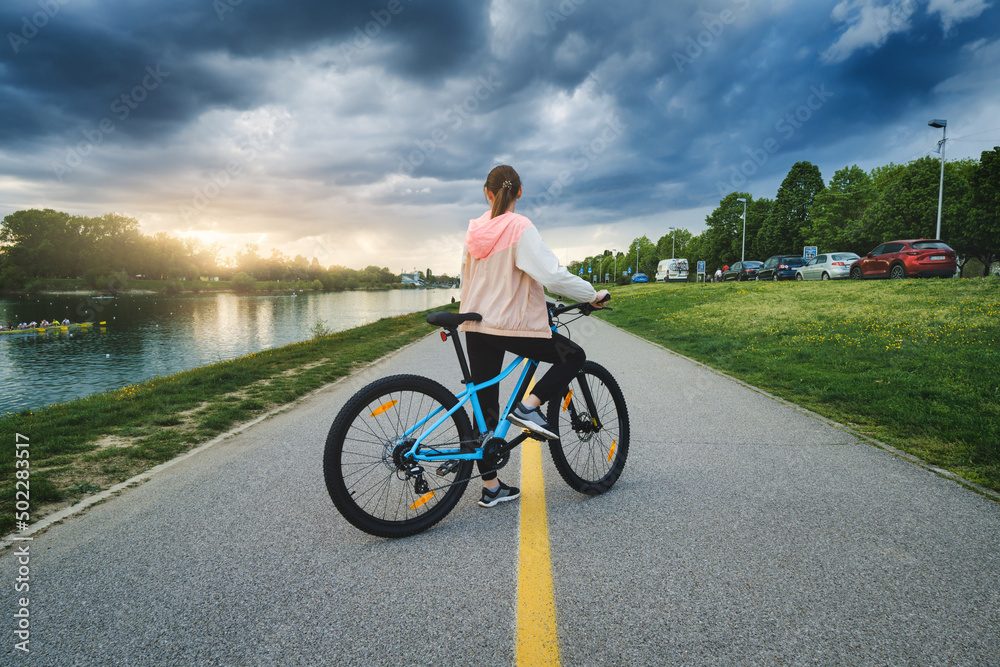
left=612, top=248, right=618, bottom=282
left=668, top=227, right=676, bottom=259
left=736, top=197, right=747, bottom=262
left=929, top=119, right=947, bottom=240
left=634, top=240, right=640, bottom=276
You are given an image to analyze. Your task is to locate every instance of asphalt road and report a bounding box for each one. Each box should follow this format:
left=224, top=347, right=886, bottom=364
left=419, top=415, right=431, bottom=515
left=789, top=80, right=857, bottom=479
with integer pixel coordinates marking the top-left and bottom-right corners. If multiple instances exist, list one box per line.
left=4, top=315, right=999, bottom=666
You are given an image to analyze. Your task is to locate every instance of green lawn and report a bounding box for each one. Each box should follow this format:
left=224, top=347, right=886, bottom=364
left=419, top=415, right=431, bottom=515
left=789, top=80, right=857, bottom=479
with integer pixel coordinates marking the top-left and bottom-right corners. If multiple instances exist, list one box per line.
left=596, top=277, right=1000, bottom=493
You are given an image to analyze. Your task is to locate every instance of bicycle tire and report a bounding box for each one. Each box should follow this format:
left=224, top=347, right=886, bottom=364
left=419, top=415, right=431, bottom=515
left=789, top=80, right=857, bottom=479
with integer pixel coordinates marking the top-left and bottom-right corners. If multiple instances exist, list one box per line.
left=323, top=374, right=475, bottom=538
left=547, top=361, right=629, bottom=495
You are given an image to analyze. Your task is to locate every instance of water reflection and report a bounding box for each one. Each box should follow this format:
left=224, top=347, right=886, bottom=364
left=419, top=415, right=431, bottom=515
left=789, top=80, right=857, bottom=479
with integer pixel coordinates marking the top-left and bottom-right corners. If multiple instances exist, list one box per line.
left=1, top=289, right=459, bottom=414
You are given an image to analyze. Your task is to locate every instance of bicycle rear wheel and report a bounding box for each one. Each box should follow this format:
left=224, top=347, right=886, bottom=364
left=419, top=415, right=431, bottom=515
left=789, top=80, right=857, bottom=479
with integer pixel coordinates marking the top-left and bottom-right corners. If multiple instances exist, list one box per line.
left=324, top=374, right=475, bottom=538
left=547, top=361, right=629, bottom=495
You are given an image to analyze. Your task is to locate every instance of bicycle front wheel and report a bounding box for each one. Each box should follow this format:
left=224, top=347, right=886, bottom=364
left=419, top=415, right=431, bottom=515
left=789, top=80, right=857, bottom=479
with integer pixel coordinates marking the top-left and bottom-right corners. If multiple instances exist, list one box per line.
left=323, top=374, right=475, bottom=538
left=547, top=361, right=630, bottom=495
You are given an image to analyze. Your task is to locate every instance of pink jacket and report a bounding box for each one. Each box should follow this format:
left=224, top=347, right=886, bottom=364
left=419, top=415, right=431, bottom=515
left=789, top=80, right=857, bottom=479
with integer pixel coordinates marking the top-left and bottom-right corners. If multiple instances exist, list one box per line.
left=459, top=211, right=597, bottom=338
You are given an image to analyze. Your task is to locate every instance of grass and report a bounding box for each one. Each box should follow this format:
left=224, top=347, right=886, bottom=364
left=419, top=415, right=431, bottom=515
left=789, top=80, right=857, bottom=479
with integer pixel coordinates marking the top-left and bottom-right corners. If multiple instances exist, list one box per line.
left=0, top=304, right=459, bottom=535
left=596, top=277, right=1000, bottom=493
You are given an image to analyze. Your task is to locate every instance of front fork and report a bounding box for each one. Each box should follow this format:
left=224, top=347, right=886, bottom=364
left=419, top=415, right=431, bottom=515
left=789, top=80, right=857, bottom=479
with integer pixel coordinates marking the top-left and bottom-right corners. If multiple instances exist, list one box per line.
left=563, top=369, right=603, bottom=433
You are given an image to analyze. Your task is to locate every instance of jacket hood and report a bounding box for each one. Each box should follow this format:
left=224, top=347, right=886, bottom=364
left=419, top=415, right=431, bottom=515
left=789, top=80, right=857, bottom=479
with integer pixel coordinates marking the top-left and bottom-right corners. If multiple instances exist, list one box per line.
left=465, top=211, right=522, bottom=260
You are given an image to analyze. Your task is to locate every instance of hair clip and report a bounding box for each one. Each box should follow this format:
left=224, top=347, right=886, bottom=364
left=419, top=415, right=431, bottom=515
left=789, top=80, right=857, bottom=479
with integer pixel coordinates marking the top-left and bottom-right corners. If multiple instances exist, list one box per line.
left=502, top=180, right=513, bottom=189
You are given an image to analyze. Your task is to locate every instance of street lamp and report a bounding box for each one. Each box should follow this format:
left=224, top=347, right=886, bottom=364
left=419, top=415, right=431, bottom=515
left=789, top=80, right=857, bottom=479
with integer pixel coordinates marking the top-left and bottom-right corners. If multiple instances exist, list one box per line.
left=634, top=240, right=640, bottom=276
left=668, top=227, right=676, bottom=259
left=929, top=119, right=947, bottom=240
left=736, top=198, right=747, bottom=262
left=612, top=248, right=618, bottom=282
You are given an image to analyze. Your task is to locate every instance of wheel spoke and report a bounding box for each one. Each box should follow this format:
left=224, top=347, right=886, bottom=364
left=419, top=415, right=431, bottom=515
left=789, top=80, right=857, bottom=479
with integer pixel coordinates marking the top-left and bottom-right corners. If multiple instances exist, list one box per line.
left=324, top=376, right=475, bottom=537
left=547, top=362, right=629, bottom=495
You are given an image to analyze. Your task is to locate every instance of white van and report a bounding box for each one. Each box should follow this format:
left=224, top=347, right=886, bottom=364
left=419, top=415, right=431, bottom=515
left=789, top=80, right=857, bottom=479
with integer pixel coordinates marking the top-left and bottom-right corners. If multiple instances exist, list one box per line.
left=655, top=258, right=689, bottom=282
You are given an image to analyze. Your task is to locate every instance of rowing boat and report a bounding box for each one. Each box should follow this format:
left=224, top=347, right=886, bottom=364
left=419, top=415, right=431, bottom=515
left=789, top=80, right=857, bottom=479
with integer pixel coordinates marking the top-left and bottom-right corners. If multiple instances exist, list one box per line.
left=0, top=321, right=107, bottom=336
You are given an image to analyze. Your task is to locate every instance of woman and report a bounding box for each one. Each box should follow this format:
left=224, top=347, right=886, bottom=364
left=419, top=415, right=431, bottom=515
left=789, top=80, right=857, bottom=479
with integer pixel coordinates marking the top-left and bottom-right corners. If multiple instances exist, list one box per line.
left=459, top=165, right=608, bottom=507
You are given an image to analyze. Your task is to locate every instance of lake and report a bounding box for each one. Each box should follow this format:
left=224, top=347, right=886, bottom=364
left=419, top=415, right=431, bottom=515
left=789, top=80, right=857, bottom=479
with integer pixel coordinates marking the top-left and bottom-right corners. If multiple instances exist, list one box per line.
left=0, top=288, right=460, bottom=415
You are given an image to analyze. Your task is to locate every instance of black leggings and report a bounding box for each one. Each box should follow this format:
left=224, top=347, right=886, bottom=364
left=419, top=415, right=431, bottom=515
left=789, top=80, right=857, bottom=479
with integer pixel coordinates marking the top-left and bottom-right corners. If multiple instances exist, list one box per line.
left=465, top=331, right=586, bottom=481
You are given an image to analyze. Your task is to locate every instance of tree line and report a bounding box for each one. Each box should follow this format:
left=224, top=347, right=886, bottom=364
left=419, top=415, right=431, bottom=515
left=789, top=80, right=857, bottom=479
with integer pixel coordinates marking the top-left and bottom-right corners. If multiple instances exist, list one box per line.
left=0, top=208, right=450, bottom=292
left=571, top=146, right=1000, bottom=280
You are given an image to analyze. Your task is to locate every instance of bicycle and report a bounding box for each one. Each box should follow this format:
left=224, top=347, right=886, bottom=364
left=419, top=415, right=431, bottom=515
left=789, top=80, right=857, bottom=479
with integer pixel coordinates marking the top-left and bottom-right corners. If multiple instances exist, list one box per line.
left=322, top=298, right=630, bottom=538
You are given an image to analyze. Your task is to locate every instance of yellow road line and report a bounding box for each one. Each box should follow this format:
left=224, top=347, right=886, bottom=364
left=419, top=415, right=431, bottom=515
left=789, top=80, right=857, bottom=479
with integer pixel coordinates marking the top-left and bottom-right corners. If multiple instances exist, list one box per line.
left=516, top=438, right=560, bottom=666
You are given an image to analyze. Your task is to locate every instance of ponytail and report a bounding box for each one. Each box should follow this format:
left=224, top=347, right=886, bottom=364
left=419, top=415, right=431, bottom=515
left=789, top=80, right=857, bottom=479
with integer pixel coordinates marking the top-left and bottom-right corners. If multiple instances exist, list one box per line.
left=484, top=165, right=522, bottom=219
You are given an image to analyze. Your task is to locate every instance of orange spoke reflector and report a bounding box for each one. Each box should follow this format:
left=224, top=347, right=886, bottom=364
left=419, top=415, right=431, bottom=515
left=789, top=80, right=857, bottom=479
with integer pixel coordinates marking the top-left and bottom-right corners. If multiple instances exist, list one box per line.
left=370, top=400, right=398, bottom=417
left=608, top=440, right=617, bottom=462
left=562, top=390, right=573, bottom=411
left=410, top=491, right=435, bottom=510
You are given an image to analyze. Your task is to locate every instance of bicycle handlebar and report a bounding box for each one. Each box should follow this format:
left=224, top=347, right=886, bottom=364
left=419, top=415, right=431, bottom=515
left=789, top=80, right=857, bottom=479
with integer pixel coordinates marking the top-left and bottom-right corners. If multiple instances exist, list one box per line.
left=547, top=293, right=612, bottom=319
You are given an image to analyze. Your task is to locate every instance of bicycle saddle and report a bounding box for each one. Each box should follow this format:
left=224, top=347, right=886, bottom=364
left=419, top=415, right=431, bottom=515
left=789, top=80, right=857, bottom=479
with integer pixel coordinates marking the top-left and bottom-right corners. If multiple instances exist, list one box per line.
left=426, top=311, right=482, bottom=329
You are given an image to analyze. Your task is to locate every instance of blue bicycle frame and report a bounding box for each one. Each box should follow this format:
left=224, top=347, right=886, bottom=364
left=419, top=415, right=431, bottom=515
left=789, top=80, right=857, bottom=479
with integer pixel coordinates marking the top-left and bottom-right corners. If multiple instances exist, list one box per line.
left=400, top=353, right=537, bottom=463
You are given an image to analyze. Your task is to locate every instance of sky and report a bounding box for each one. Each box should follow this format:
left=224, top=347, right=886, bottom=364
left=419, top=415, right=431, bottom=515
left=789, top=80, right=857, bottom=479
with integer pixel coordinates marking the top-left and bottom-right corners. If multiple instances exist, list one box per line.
left=1, top=0, right=998, bottom=276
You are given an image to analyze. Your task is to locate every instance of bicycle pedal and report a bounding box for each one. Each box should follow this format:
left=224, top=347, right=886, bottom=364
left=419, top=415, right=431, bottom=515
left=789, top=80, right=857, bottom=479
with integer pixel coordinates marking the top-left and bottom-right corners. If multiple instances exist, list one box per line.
left=436, top=461, right=460, bottom=476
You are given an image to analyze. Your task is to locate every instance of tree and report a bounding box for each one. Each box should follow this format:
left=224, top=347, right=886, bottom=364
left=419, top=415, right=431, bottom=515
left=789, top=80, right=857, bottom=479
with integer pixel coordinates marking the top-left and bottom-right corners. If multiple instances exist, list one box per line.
left=235, top=244, right=263, bottom=277
left=859, top=156, right=971, bottom=253
left=702, top=192, right=752, bottom=268
left=953, top=147, right=1000, bottom=275
left=655, top=228, right=693, bottom=261
left=806, top=165, right=877, bottom=254
left=746, top=197, right=773, bottom=260
left=756, top=161, right=824, bottom=258
left=0, top=209, right=87, bottom=278
left=232, top=272, right=257, bottom=293
left=622, top=236, right=656, bottom=278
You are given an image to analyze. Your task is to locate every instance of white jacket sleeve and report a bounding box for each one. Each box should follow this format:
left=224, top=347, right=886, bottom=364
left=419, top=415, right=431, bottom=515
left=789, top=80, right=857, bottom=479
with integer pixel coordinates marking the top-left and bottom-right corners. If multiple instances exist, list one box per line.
left=515, top=225, right=598, bottom=304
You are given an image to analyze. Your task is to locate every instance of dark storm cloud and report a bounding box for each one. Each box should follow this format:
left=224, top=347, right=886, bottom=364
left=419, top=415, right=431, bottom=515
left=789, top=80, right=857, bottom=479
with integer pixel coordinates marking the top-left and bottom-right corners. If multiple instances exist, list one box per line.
left=0, top=0, right=485, bottom=145
left=0, top=0, right=997, bottom=271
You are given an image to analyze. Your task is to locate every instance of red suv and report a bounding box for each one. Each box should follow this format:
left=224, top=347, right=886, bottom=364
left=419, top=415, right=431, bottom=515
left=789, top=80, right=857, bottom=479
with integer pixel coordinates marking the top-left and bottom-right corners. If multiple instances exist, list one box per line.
left=849, top=239, right=957, bottom=279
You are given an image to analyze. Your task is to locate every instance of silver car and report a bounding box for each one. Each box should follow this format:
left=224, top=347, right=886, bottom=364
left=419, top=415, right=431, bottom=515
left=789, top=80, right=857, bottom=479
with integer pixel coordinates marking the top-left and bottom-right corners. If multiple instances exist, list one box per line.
left=795, top=252, right=861, bottom=280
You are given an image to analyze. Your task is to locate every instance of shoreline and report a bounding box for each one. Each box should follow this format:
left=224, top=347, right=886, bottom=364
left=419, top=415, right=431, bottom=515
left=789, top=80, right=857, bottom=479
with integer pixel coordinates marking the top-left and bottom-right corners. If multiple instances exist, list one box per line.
left=0, top=303, right=460, bottom=537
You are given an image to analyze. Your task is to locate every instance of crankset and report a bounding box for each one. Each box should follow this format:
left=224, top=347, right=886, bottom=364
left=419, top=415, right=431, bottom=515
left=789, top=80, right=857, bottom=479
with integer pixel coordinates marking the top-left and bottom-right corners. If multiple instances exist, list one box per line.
left=482, top=437, right=512, bottom=471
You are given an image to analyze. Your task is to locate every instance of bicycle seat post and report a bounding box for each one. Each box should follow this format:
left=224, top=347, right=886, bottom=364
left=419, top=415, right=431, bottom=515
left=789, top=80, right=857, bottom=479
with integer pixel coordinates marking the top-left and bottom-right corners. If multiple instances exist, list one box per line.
left=446, top=327, right=475, bottom=384
left=426, top=311, right=482, bottom=385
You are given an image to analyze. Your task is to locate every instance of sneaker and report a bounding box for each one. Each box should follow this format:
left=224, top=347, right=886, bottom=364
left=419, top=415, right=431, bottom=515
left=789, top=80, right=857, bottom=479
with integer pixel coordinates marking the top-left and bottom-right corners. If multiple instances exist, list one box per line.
left=478, top=481, right=521, bottom=508
left=507, top=402, right=558, bottom=440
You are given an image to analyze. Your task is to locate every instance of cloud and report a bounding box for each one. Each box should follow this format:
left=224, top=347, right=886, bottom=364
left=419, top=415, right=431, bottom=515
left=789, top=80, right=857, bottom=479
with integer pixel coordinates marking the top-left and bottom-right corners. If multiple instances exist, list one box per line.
left=1, top=0, right=999, bottom=275
left=822, top=0, right=992, bottom=64
left=927, top=0, right=992, bottom=32
left=821, top=0, right=918, bottom=64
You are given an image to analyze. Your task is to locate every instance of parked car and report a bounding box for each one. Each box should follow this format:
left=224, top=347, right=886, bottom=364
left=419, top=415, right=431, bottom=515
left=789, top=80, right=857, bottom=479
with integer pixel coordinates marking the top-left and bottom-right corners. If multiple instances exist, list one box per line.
left=631, top=272, right=649, bottom=283
left=758, top=255, right=808, bottom=281
left=849, top=239, right=957, bottom=280
left=655, top=258, right=689, bottom=282
left=721, top=261, right=763, bottom=281
left=796, top=252, right=861, bottom=280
